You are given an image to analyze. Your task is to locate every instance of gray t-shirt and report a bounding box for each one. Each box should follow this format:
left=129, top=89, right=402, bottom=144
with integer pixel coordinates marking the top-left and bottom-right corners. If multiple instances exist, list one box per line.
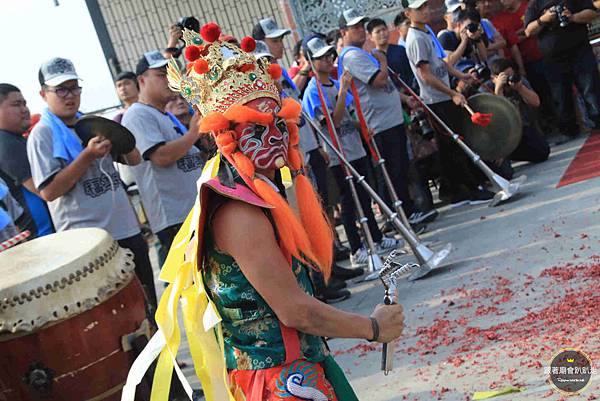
left=27, top=123, right=140, bottom=240
left=315, top=83, right=366, bottom=166
left=406, top=27, right=452, bottom=105
left=122, top=103, right=203, bottom=233
left=341, top=48, right=404, bottom=134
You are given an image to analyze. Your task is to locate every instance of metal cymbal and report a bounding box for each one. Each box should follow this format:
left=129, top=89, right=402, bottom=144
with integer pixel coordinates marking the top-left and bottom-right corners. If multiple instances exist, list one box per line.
left=74, top=115, right=136, bottom=156
left=460, top=93, right=522, bottom=160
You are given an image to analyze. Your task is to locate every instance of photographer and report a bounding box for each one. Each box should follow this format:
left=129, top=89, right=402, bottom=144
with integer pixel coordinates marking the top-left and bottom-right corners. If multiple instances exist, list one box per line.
left=491, top=59, right=550, bottom=164
left=524, top=1, right=600, bottom=137
left=163, top=17, right=200, bottom=59
left=439, top=7, right=488, bottom=67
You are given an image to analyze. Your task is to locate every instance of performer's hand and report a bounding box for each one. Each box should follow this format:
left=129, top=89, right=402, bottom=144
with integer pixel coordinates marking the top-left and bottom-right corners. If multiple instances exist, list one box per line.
left=84, top=136, right=112, bottom=159
left=451, top=91, right=467, bottom=107
left=371, top=303, right=404, bottom=343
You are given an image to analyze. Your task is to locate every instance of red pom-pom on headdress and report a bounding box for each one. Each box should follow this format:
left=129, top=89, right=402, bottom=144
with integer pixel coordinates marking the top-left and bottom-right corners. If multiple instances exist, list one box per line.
left=193, top=59, right=209, bottom=74
left=200, top=22, right=221, bottom=43
left=240, top=36, right=256, bottom=52
left=184, top=46, right=201, bottom=62
left=267, top=63, right=283, bottom=80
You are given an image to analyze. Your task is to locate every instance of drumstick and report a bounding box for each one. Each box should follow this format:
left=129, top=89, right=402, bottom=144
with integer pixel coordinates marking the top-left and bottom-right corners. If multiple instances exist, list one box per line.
left=0, top=230, right=31, bottom=252
left=463, top=103, right=493, bottom=127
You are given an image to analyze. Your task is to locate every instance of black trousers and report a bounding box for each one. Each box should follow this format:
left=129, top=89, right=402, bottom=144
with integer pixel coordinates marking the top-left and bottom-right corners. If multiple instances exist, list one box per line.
left=544, top=44, right=600, bottom=136
left=511, top=125, right=550, bottom=163
left=156, top=223, right=182, bottom=266
left=331, top=157, right=382, bottom=254
left=429, top=100, right=483, bottom=192
left=373, top=124, right=415, bottom=215
left=307, top=148, right=329, bottom=203
left=117, top=233, right=157, bottom=312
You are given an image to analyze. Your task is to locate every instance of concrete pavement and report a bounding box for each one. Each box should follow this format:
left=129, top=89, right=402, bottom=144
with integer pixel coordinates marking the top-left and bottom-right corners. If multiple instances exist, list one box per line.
left=328, top=135, right=600, bottom=401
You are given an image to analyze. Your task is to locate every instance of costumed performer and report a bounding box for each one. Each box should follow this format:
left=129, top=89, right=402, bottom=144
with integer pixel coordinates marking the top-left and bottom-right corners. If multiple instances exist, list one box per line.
left=139, top=22, right=405, bottom=401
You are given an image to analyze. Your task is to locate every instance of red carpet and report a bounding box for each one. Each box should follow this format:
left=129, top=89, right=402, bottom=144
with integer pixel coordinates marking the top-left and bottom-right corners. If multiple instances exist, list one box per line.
left=557, top=130, right=600, bottom=188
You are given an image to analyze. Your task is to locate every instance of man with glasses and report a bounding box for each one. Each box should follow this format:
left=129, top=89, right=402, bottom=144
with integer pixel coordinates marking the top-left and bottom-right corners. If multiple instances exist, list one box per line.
left=338, top=8, right=438, bottom=225
left=27, top=57, right=158, bottom=310
left=122, top=51, right=204, bottom=264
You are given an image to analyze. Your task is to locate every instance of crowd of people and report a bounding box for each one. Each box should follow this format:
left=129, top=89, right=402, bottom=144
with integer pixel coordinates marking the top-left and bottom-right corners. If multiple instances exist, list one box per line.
left=1, top=0, right=599, bottom=309
left=1, top=1, right=599, bottom=399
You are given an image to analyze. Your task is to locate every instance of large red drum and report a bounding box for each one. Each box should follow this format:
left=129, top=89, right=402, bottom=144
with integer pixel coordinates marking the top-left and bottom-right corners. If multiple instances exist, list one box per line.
left=0, top=228, right=150, bottom=401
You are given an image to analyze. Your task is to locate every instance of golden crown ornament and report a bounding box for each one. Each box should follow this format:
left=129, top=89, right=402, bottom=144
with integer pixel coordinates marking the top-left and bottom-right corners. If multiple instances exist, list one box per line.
left=167, top=22, right=283, bottom=116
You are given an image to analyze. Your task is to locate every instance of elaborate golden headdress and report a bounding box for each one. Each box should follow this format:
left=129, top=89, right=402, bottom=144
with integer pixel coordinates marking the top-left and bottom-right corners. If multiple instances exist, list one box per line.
left=166, top=23, right=282, bottom=116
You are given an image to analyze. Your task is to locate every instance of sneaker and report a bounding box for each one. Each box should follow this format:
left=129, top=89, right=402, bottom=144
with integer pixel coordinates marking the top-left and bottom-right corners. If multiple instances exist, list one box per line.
left=469, top=187, right=495, bottom=205
left=376, top=236, right=404, bottom=254
left=332, top=264, right=364, bottom=280
left=317, top=288, right=351, bottom=304
left=408, top=210, right=439, bottom=225
left=334, top=243, right=351, bottom=261
left=350, top=247, right=369, bottom=268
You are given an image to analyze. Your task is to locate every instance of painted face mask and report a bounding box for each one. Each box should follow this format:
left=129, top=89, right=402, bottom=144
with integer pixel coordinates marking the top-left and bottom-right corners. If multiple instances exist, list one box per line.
left=235, top=97, right=290, bottom=170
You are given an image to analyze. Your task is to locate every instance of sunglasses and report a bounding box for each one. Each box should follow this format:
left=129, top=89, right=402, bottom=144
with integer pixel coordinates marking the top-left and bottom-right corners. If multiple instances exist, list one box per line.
left=46, top=86, right=82, bottom=98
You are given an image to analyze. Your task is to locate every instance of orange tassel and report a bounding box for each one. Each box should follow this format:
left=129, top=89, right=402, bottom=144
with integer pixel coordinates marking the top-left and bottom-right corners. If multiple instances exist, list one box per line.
left=253, top=178, right=316, bottom=266
left=224, top=104, right=273, bottom=126
left=287, top=148, right=303, bottom=171
left=200, top=113, right=230, bottom=132
left=277, top=98, right=302, bottom=120
left=295, top=174, right=333, bottom=279
left=287, top=121, right=299, bottom=146
left=232, top=152, right=255, bottom=178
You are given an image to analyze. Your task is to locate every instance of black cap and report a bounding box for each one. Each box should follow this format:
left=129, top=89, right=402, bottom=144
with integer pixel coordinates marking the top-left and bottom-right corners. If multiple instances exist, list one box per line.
left=135, top=50, right=169, bottom=76
left=115, top=71, right=136, bottom=83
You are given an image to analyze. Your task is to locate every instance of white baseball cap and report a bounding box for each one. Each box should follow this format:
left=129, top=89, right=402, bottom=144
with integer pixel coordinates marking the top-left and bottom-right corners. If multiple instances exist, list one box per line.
left=404, top=0, right=429, bottom=9
left=445, top=0, right=461, bottom=13
left=339, top=8, right=368, bottom=28
left=252, top=40, right=274, bottom=60
left=254, top=18, right=291, bottom=39
left=306, top=36, right=335, bottom=59
left=135, top=51, right=169, bottom=76
left=39, top=57, right=81, bottom=86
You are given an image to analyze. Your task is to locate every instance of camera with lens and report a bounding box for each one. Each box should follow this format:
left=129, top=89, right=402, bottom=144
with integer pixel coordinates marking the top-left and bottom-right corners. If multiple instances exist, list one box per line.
left=507, top=73, right=521, bottom=85
left=552, top=4, right=570, bottom=28
left=466, top=22, right=480, bottom=33
left=473, top=63, right=491, bottom=81
left=176, top=16, right=200, bottom=33
left=410, top=109, right=435, bottom=140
